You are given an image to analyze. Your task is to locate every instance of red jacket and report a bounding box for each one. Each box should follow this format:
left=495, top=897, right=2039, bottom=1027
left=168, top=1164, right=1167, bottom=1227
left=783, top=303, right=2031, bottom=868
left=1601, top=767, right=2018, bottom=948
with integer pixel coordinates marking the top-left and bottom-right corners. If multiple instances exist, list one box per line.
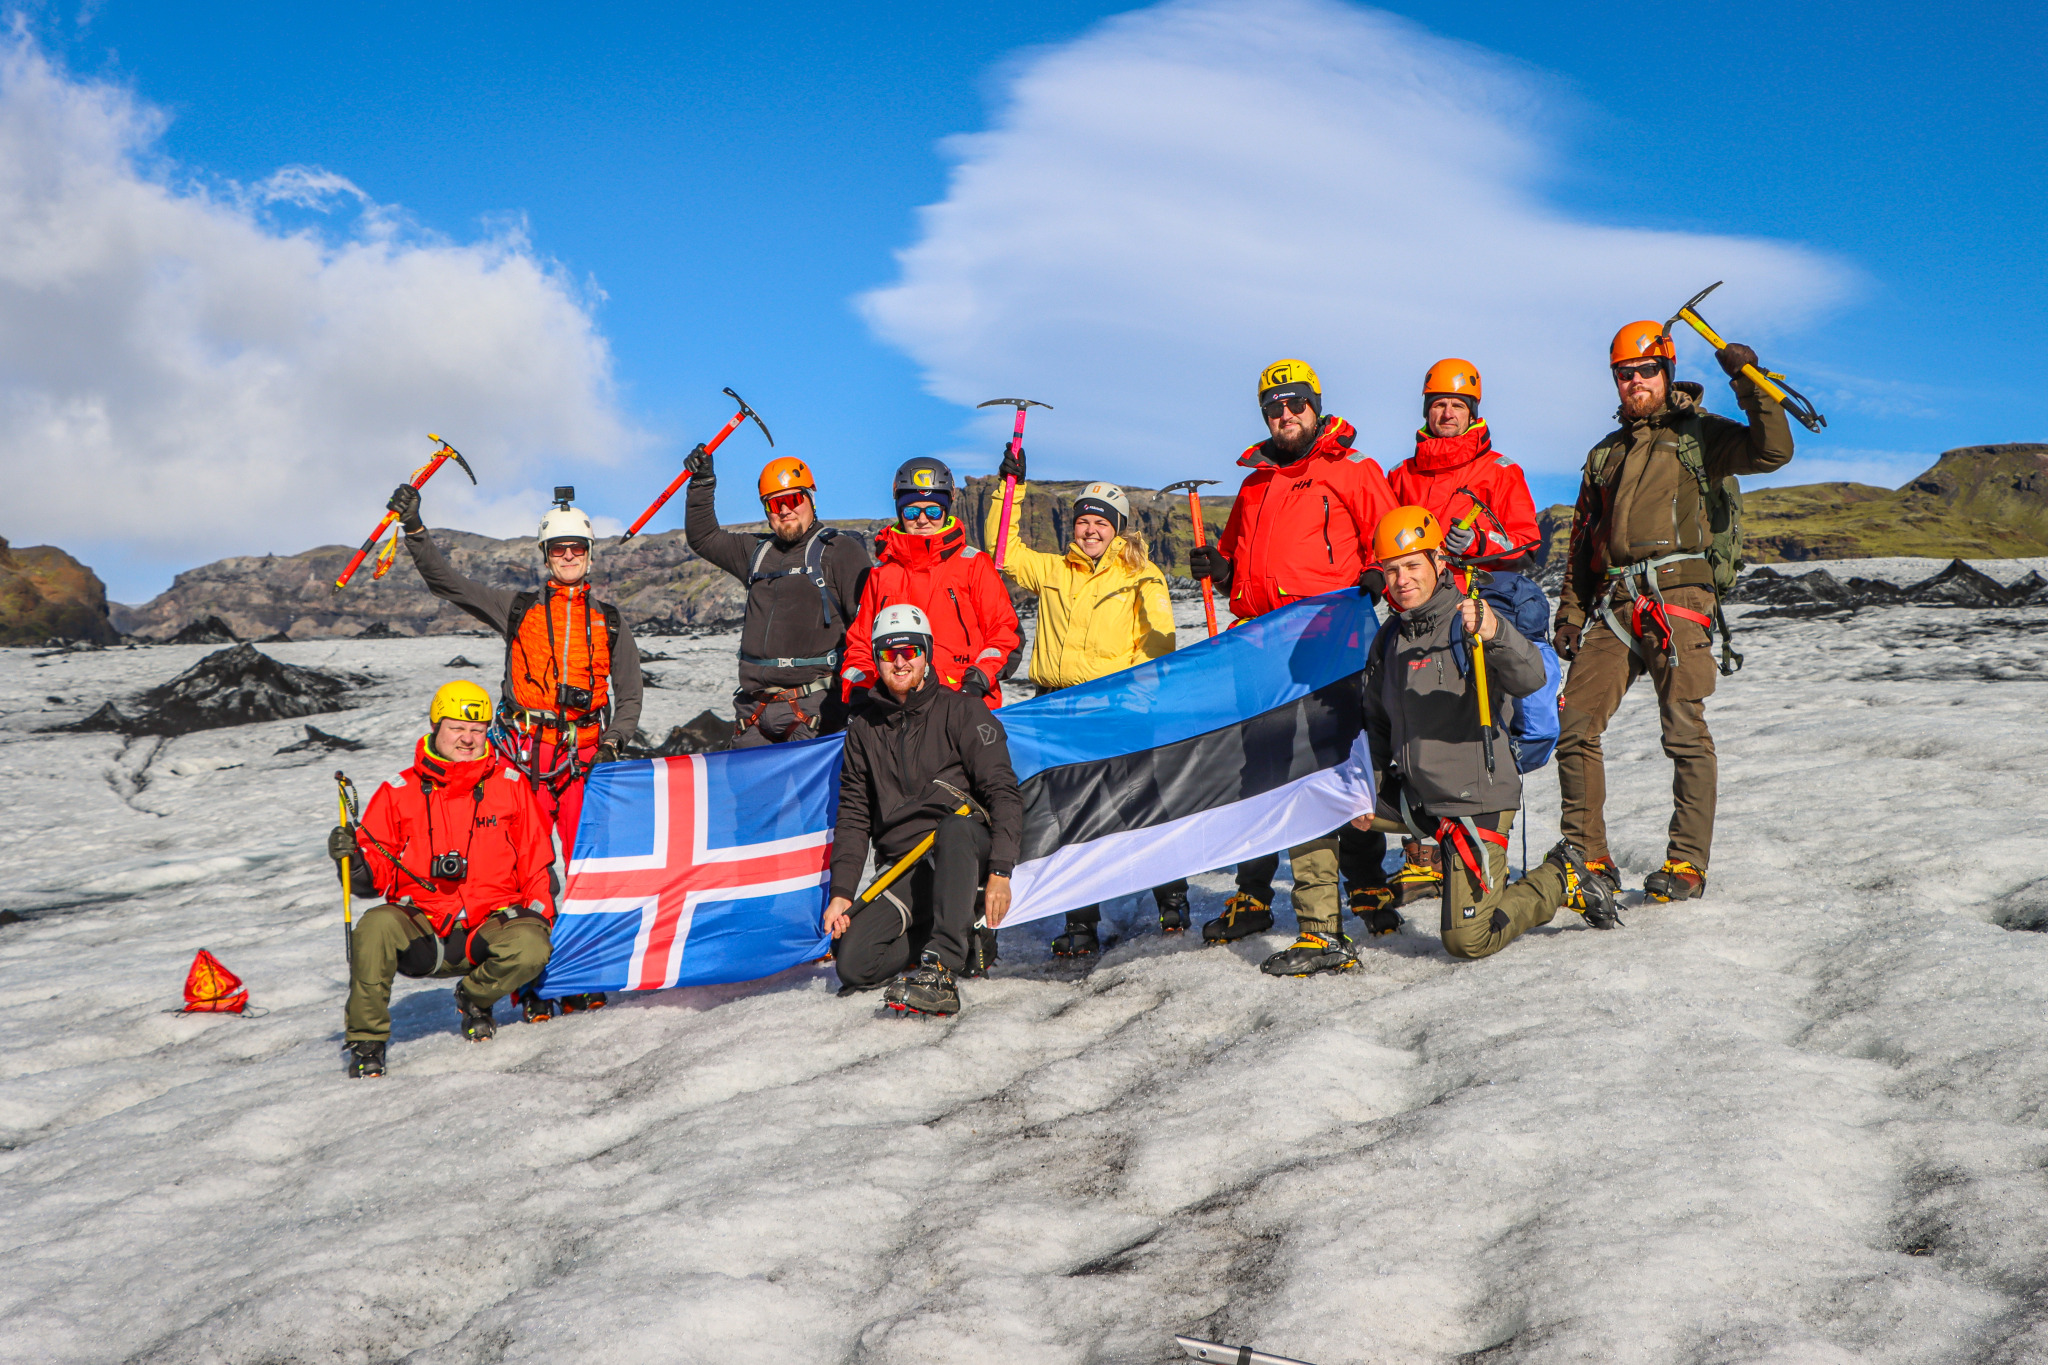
left=356, top=739, right=557, bottom=937
left=1218, top=416, right=1398, bottom=620
left=1387, top=421, right=1540, bottom=568
left=841, top=518, right=1021, bottom=706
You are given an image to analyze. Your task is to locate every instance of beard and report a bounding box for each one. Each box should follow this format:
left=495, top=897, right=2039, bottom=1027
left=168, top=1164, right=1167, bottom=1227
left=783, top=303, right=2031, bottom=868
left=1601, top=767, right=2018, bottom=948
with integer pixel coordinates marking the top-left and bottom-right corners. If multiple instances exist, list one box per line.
left=1619, top=385, right=1667, bottom=420
left=1271, top=413, right=1320, bottom=455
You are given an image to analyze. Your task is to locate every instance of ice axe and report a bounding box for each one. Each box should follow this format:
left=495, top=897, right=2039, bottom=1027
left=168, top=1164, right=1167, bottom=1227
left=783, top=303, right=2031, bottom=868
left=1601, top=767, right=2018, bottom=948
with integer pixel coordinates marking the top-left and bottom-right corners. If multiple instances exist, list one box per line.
left=1667, top=282, right=1827, bottom=432
left=334, top=771, right=361, bottom=968
left=1163, top=479, right=1221, bottom=638
left=857, top=781, right=985, bottom=908
left=1452, top=507, right=1497, bottom=775
left=333, top=435, right=477, bottom=593
left=976, top=398, right=1051, bottom=569
left=621, top=387, right=775, bottom=541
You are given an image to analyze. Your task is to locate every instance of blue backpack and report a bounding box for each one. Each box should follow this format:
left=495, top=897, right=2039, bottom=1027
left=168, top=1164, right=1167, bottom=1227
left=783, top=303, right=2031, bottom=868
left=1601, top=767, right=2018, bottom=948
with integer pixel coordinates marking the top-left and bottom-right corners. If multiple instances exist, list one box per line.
left=1367, top=570, right=1561, bottom=775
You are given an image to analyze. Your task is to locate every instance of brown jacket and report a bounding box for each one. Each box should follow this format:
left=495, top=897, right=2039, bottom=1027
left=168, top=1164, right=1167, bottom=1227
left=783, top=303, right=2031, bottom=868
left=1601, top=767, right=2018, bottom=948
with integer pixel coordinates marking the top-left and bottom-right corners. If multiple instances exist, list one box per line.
left=1557, top=380, right=1793, bottom=627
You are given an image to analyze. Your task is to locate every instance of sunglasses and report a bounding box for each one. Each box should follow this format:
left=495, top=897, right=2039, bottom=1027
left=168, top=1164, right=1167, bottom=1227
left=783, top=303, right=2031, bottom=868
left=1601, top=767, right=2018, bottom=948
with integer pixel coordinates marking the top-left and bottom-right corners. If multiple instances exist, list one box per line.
left=764, top=491, right=808, bottom=516
left=1261, top=395, right=1313, bottom=419
left=1612, top=361, right=1666, bottom=381
left=901, top=504, right=948, bottom=524
left=546, top=541, right=590, bottom=559
left=879, top=644, right=926, bottom=663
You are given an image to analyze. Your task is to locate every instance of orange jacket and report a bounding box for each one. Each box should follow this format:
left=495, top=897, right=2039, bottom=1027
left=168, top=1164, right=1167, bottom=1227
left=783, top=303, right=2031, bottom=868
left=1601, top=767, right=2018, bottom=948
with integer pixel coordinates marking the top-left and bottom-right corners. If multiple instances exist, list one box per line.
left=1388, top=420, right=1541, bottom=568
left=840, top=518, right=1021, bottom=705
left=1217, top=416, right=1398, bottom=620
left=507, top=583, right=613, bottom=744
left=356, top=739, right=557, bottom=938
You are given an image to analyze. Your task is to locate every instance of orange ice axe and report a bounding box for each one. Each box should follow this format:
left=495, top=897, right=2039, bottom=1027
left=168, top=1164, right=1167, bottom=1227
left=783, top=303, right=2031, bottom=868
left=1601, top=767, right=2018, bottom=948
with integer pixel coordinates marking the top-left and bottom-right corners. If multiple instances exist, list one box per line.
left=622, top=387, right=774, bottom=541
left=1163, top=479, right=1221, bottom=638
left=333, top=435, right=476, bottom=593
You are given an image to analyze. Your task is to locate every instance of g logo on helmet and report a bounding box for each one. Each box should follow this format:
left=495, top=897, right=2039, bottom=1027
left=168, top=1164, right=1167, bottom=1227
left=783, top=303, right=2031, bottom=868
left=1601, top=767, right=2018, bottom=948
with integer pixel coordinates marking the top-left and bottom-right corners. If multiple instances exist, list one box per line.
left=913, top=469, right=935, bottom=489
left=460, top=699, right=487, bottom=721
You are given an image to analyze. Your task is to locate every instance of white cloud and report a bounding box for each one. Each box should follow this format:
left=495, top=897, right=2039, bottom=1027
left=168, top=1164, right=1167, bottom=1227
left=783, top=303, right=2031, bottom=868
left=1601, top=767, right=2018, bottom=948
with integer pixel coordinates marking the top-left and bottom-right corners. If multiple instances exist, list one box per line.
left=0, top=35, right=640, bottom=585
left=861, top=0, right=1854, bottom=484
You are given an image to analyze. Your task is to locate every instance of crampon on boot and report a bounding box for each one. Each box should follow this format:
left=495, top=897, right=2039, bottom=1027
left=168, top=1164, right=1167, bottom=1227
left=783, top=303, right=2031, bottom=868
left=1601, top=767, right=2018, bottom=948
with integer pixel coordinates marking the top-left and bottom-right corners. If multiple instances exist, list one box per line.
left=1051, top=919, right=1099, bottom=958
left=1349, top=886, right=1402, bottom=936
left=964, top=921, right=999, bottom=979
left=518, top=987, right=555, bottom=1023
left=1156, top=886, right=1191, bottom=934
left=1259, top=930, right=1360, bottom=977
left=1645, top=860, right=1706, bottom=903
left=1547, top=840, right=1623, bottom=930
left=345, top=1040, right=386, bottom=1078
left=884, top=950, right=961, bottom=1017
left=454, top=983, right=497, bottom=1042
left=558, top=992, right=609, bottom=1014
left=1390, top=842, right=1444, bottom=909
left=1202, top=892, right=1274, bottom=944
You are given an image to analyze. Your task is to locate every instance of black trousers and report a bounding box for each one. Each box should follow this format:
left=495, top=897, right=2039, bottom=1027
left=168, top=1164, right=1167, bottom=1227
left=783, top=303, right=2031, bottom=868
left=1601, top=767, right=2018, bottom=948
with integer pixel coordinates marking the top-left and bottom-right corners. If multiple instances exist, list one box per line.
left=1064, top=880, right=1189, bottom=927
left=836, top=815, right=988, bottom=988
left=1236, top=823, right=1388, bottom=901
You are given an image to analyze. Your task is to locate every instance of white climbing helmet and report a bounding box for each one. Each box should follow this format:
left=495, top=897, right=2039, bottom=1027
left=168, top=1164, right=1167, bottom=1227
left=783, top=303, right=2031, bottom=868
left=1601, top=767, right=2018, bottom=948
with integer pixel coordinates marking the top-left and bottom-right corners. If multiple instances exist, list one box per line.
left=871, top=603, right=933, bottom=653
left=1072, top=482, right=1132, bottom=533
left=537, top=503, right=596, bottom=564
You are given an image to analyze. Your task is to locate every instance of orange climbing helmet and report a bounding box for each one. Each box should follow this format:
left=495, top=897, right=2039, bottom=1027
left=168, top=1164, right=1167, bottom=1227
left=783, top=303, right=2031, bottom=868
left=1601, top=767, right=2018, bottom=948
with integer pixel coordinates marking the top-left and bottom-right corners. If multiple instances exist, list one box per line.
left=1422, top=358, right=1482, bottom=410
left=1610, top=320, right=1676, bottom=369
left=758, top=456, right=817, bottom=501
left=1372, top=505, right=1445, bottom=562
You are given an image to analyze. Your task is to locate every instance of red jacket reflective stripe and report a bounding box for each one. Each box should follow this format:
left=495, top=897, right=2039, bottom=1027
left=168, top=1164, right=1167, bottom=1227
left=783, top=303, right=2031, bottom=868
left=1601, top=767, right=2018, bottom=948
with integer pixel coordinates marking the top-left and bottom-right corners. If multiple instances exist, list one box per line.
left=1387, top=420, right=1540, bottom=567
left=356, top=738, right=557, bottom=937
left=1217, top=416, right=1398, bottom=620
left=840, top=518, right=1021, bottom=706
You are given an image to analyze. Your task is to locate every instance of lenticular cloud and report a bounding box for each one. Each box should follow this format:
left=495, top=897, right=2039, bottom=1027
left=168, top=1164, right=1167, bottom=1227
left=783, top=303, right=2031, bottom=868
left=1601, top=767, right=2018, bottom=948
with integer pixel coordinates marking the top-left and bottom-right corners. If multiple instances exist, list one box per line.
left=0, top=37, right=638, bottom=575
left=860, top=0, right=1850, bottom=483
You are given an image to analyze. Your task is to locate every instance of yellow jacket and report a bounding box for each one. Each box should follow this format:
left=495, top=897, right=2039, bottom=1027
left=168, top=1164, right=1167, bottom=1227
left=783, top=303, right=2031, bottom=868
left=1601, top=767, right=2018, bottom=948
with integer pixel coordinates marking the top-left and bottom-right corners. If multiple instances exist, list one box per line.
left=985, top=488, right=1177, bottom=689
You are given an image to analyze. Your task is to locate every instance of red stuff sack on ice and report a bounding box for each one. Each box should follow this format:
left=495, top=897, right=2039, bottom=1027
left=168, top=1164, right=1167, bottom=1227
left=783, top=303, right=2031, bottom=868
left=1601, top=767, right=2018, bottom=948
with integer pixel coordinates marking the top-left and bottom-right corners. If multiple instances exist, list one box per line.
left=181, top=949, right=248, bottom=1014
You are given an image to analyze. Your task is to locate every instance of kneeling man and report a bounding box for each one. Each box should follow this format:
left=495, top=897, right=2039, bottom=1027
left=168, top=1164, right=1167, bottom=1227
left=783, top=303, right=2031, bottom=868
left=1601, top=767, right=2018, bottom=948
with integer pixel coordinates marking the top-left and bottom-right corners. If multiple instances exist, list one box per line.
left=330, top=680, right=557, bottom=1075
left=824, top=605, right=1024, bottom=1015
left=1358, top=508, right=1619, bottom=959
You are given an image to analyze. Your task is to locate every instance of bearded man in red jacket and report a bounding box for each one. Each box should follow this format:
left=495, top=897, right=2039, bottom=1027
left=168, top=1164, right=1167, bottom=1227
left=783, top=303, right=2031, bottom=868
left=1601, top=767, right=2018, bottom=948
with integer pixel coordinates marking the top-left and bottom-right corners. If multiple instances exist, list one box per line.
left=1187, top=359, right=1399, bottom=975
left=328, top=680, right=557, bottom=1078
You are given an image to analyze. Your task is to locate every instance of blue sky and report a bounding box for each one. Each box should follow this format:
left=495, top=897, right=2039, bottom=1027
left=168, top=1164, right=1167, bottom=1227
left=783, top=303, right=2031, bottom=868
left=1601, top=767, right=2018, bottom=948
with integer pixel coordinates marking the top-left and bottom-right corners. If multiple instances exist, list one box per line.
left=13, top=0, right=2046, bottom=600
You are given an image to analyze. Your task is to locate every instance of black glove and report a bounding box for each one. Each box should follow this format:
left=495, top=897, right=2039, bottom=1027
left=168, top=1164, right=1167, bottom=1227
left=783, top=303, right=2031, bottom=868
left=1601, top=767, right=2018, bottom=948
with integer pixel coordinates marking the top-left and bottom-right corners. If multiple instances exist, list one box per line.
left=683, top=442, right=714, bottom=484
left=1358, top=566, right=1386, bottom=598
left=386, top=484, right=424, bottom=533
left=327, top=824, right=360, bottom=863
left=593, top=742, right=619, bottom=765
left=959, top=668, right=991, bottom=699
left=1188, top=544, right=1231, bottom=590
left=997, top=444, right=1026, bottom=483
left=1716, top=342, right=1759, bottom=378
left=1554, top=621, right=1583, bottom=660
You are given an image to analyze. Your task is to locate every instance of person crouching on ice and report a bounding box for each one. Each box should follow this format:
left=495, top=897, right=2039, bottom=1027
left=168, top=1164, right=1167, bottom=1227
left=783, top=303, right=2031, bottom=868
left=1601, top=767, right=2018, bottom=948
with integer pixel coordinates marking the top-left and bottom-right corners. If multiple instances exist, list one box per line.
left=1354, top=508, right=1621, bottom=960
left=327, top=681, right=558, bottom=1076
left=981, top=455, right=1185, bottom=956
left=823, top=604, right=1024, bottom=1016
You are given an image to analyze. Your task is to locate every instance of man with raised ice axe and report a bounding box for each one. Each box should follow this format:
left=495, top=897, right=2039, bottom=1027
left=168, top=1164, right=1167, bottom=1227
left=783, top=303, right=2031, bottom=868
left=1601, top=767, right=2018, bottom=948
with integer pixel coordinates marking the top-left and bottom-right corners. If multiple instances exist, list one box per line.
left=1553, top=319, right=1794, bottom=904
left=1354, top=509, right=1620, bottom=960
left=824, top=604, right=1024, bottom=1016
left=1186, top=358, right=1398, bottom=974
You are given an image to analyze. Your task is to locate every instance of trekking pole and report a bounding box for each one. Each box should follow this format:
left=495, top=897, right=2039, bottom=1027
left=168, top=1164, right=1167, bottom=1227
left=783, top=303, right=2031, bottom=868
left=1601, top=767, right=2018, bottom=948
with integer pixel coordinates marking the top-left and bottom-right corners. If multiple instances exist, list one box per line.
left=333, top=771, right=360, bottom=968
left=333, top=435, right=478, bottom=593
left=1163, top=480, right=1221, bottom=638
left=1666, top=282, right=1828, bottom=432
left=976, top=398, right=1051, bottom=569
left=1454, top=509, right=1497, bottom=775
left=622, top=387, right=774, bottom=542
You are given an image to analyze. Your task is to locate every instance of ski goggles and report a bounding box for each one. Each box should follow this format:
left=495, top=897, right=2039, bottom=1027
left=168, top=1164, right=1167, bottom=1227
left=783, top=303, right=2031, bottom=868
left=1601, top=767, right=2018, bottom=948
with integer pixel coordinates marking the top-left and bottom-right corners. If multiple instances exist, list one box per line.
left=877, top=642, right=928, bottom=663
left=762, top=491, right=808, bottom=516
left=1611, top=361, right=1666, bottom=381
left=900, top=503, right=948, bottom=524
left=1260, top=392, right=1314, bottom=419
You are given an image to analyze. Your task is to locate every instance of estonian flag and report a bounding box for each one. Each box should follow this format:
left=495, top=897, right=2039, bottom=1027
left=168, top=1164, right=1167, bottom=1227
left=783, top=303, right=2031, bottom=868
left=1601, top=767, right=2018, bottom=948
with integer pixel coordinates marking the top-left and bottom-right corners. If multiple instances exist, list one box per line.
left=1000, top=589, right=1378, bottom=925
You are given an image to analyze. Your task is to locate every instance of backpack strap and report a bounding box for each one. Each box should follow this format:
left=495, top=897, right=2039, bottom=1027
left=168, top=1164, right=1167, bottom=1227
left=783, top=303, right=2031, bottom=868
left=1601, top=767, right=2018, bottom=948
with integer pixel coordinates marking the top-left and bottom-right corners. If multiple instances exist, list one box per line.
left=745, top=527, right=846, bottom=629
left=1669, top=412, right=1745, bottom=676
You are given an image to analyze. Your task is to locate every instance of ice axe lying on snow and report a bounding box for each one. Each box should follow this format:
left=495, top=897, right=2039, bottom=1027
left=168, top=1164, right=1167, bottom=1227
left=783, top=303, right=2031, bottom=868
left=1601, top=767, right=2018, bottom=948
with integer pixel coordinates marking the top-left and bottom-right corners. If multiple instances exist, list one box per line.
left=1667, top=282, right=1828, bottom=432
left=977, top=397, right=1051, bottom=571
left=621, top=387, right=775, bottom=541
left=333, top=435, right=477, bottom=593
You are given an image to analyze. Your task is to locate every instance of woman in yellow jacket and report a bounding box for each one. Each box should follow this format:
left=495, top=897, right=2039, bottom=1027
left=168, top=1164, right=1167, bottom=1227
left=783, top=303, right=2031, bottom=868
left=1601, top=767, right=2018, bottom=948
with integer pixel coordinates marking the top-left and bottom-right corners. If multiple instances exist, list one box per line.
left=985, top=466, right=1183, bottom=956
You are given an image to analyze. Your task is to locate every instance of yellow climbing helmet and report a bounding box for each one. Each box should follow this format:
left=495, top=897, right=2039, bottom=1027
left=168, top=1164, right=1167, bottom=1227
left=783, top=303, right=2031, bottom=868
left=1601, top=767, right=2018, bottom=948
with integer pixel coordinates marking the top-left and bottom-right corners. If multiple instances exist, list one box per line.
left=1258, top=358, right=1322, bottom=416
left=429, top=679, right=493, bottom=727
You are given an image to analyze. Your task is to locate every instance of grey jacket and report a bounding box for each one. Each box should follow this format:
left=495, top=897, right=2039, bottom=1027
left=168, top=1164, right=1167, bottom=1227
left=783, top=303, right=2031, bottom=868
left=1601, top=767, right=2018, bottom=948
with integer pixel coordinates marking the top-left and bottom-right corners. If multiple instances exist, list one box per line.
left=1363, top=580, right=1546, bottom=818
left=403, top=528, right=643, bottom=749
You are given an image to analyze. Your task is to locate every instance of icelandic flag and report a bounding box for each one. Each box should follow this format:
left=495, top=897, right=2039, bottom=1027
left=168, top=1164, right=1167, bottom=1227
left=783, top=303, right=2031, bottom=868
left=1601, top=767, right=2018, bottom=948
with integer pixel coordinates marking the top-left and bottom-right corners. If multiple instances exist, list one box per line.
left=999, top=589, right=1379, bottom=926
left=539, top=735, right=839, bottom=995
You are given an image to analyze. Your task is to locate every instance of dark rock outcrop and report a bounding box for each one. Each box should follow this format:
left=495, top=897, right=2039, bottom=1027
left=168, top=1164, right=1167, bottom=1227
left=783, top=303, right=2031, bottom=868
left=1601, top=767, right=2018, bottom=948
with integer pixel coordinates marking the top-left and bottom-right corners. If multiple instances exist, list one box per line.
left=55, top=644, right=364, bottom=736
left=0, top=537, right=119, bottom=645
left=275, top=725, right=369, bottom=754
left=629, top=710, right=733, bottom=757
left=164, top=615, right=241, bottom=645
left=1731, top=559, right=2041, bottom=617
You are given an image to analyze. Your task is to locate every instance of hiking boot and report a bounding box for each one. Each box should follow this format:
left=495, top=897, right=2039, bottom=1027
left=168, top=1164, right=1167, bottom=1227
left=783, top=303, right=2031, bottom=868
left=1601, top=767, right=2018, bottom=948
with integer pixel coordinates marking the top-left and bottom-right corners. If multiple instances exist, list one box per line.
left=558, top=992, right=608, bottom=1014
left=1350, top=885, right=1402, bottom=936
left=1547, top=840, right=1623, bottom=930
left=519, top=988, right=555, bottom=1023
left=1390, top=844, right=1444, bottom=908
left=454, top=983, right=497, bottom=1042
left=1562, top=853, right=1622, bottom=913
left=1155, top=886, right=1191, bottom=934
left=1202, top=892, right=1274, bottom=944
left=964, top=922, right=999, bottom=978
left=1051, top=920, right=1099, bottom=958
left=1259, top=930, right=1360, bottom=977
left=884, top=950, right=961, bottom=1016
left=1645, top=860, right=1706, bottom=903
left=344, top=1040, right=386, bottom=1078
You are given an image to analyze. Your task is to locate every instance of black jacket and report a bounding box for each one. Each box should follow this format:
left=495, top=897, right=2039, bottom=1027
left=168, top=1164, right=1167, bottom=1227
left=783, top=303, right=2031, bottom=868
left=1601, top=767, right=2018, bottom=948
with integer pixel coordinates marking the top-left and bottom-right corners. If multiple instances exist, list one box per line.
left=829, top=675, right=1024, bottom=901
left=684, top=475, right=871, bottom=695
